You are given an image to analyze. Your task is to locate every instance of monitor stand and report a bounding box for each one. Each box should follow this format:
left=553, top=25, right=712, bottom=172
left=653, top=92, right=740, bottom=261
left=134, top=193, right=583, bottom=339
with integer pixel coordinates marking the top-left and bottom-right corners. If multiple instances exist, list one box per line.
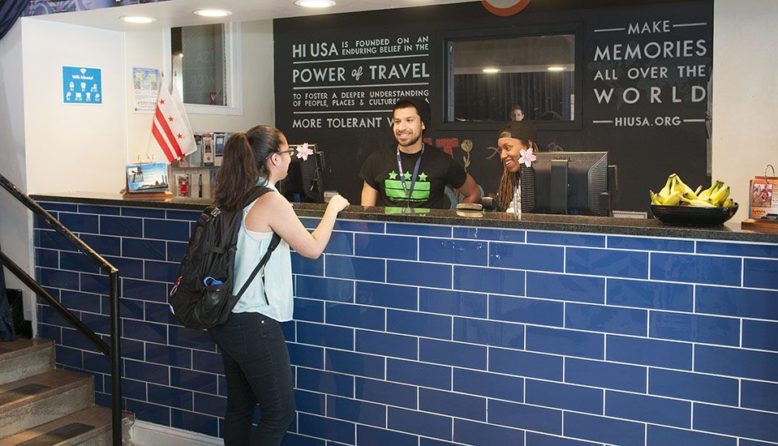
left=598, top=164, right=618, bottom=217
left=550, top=159, right=569, bottom=214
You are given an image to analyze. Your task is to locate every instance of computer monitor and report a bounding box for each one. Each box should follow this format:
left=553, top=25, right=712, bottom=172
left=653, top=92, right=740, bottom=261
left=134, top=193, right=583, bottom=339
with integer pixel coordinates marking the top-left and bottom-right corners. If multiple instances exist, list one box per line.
left=520, top=151, right=613, bottom=216
left=279, top=144, right=327, bottom=203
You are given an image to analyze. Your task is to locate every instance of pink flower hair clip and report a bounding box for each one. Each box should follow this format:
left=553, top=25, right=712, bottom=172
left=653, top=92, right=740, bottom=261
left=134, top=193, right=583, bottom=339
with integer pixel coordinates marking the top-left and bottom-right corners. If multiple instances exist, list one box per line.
left=519, top=147, right=537, bottom=168
left=296, top=142, right=314, bottom=161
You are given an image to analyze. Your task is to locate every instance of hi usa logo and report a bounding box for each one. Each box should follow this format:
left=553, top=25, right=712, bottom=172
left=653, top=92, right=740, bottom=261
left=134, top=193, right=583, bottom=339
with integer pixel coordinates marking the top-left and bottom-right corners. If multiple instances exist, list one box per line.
left=481, top=0, right=532, bottom=16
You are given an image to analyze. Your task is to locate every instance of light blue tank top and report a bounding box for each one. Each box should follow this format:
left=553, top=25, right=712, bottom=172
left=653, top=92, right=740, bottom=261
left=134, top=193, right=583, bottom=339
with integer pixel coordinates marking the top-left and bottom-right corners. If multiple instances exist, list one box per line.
left=231, top=185, right=293, bottom=322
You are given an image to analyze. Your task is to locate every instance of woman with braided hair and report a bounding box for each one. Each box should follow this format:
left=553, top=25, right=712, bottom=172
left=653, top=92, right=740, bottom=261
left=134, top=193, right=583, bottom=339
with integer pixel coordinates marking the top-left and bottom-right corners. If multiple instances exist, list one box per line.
left=495, top=122, right=539, bottom=212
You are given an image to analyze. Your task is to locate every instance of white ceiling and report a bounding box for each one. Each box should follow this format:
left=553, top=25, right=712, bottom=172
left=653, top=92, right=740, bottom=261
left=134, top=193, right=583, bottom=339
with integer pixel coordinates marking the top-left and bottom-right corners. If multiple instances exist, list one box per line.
left=31, top=0, right=475, bottom=31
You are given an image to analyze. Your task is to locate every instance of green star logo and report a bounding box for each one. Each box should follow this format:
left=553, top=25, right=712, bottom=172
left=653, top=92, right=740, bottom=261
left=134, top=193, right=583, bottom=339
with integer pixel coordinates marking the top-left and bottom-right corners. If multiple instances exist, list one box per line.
left=388, top=170, right=398, bottom=180
left=404, top=172, right=412, bottom=180
left=418, top=172, right=428, bottom=182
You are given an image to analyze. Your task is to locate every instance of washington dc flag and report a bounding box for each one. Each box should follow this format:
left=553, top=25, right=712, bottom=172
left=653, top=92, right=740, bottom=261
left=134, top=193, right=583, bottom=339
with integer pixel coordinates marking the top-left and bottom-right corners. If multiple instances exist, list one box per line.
left=148, top=80, right=195, bottom=163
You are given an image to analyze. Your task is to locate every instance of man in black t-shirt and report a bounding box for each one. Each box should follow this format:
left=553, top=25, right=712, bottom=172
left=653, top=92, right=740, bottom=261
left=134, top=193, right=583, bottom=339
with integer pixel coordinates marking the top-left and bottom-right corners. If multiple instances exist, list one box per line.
left=359, top=98, right=480, bottom=209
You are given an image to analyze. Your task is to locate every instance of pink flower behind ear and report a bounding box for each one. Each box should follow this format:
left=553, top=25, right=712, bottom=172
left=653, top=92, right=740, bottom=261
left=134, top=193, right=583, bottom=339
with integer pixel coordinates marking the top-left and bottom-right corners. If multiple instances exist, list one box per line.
left=296, top=142, right=314, bottom=161
left=519, top=147, right=537, bottom=167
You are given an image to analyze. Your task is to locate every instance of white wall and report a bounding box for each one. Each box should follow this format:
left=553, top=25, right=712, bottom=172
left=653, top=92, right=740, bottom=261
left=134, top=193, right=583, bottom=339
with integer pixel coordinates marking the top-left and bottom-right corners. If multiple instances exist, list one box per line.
left=0, top=21, right=35, bottom=321
left=0, top=23, right=26, bottom=185
left=22, top=18, right=127, bottom=195
left=712, top=0, right=778, bottom=221
left=125, top=20, right=275, bottom=161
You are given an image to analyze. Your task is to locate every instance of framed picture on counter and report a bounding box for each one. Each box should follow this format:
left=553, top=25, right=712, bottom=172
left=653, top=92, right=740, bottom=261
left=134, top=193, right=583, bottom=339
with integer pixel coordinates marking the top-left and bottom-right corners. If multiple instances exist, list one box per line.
left=126, top=162, right=170, bottom=193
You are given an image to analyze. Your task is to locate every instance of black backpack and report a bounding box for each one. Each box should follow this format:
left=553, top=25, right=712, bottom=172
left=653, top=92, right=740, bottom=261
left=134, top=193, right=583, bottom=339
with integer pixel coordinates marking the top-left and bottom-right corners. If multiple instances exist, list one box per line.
left=169, top=186, right=281, bottom=330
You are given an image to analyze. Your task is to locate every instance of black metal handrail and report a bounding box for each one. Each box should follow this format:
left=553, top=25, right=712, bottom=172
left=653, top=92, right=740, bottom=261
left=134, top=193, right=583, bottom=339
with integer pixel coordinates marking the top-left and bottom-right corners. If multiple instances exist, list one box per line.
left=0, top=173, right=122, bottom=446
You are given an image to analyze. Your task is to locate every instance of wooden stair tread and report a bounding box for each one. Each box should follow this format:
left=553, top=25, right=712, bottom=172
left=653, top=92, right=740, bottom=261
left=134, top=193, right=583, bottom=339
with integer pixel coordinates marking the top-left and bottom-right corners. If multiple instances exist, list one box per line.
left=0, top=339, right=53, bottom=361
left=0, top=406, right=114, bottom=446
left=0, top=369, right=91, bottom=413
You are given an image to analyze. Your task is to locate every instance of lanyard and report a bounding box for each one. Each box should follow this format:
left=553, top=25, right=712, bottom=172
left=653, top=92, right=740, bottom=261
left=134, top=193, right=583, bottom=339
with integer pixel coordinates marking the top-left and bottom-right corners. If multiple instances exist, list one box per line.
left=396, top=146, right=424, bottom=201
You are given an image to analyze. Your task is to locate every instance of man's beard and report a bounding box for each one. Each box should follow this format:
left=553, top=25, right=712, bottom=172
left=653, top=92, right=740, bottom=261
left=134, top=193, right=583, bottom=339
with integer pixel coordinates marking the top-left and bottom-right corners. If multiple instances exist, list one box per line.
left=396, top=132, right=421, bottom=148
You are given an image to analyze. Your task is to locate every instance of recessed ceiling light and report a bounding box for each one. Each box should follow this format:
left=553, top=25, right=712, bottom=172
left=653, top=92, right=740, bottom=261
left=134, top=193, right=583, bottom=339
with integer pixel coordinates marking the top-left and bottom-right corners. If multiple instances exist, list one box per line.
left=547, top=66, right=565, bottom=72
left=482, top=67, right=501, bottom=74
left=121, top=16, right=156, bottom=24
left=295, top=0, right=336, bottom=8
left=193, top=9, right=233, bottom=17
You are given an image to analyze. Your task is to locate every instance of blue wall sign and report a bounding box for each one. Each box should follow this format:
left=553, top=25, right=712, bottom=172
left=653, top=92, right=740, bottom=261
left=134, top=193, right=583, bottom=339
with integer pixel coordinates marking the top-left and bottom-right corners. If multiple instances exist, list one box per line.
left=62, top=66, right=102, bottom=104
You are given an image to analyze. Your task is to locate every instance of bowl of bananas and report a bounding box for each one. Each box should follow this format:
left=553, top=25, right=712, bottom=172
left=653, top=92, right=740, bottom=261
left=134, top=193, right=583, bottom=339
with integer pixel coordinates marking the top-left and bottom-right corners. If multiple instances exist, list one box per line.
left=649, top=174, right=738, bottom=226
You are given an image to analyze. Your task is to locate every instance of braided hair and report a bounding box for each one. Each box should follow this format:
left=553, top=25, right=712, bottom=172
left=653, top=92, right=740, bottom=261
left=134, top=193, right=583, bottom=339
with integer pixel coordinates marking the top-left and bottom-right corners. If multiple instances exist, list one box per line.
left=495, top=137, right=539, bottom=212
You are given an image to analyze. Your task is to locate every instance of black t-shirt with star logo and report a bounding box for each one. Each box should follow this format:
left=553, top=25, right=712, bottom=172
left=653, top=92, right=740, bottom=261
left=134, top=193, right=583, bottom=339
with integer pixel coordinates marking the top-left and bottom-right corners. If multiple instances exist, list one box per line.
left=359, top=144, right=467, bottom=209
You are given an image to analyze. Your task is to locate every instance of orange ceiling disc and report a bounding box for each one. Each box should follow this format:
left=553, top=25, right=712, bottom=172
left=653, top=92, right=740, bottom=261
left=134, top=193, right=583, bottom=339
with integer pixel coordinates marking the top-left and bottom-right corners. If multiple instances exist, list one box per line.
left=481, top=0, right=532, bottom=17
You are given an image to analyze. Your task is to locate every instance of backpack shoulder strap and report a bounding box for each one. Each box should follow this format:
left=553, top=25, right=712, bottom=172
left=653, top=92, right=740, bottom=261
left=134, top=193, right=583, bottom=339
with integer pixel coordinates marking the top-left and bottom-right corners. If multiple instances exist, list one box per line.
left=236, top=232, right=282, bottom=299
left=234, top=184, right=282, bottom=299
left=243, top=184, right=274, bottom=207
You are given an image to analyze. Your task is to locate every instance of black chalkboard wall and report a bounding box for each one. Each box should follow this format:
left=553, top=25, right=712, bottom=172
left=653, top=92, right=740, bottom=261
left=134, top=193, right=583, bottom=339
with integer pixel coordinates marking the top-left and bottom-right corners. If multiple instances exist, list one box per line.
left=274, top=0, right=713, bottom=213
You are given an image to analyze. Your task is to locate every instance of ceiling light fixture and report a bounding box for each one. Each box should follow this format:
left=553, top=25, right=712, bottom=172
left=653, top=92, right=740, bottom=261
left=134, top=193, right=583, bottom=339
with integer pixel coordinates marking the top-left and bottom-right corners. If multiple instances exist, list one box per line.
left=547, top=66, right=565, bottom=72
left=295, top=0, right=337, bottom=8
left=121, top=16, right=156, bottom=24
left=482, top=67, right=501, bottom=74
left=193, top=9, right=233, bottom=17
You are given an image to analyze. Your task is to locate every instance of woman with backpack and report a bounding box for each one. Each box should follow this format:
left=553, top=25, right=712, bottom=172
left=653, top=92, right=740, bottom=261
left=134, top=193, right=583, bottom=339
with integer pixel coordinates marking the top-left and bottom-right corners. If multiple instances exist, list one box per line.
left=209, top=125, right=349, bottom=445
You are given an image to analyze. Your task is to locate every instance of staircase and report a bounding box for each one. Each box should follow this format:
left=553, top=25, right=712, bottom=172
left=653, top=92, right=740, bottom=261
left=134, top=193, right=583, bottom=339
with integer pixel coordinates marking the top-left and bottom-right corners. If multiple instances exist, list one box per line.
left=0, top=338, right=133, bottom=445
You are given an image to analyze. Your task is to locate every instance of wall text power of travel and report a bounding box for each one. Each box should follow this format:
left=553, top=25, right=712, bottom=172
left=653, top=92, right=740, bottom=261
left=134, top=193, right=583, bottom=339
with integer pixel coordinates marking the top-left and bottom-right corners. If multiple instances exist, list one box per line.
left=292, top=63, right=429, bottom=84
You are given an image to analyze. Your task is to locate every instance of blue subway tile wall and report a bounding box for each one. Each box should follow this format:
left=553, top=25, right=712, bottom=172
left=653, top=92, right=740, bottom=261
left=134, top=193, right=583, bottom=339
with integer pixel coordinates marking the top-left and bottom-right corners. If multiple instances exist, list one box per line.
left=33, top=202, right=778, bottom=445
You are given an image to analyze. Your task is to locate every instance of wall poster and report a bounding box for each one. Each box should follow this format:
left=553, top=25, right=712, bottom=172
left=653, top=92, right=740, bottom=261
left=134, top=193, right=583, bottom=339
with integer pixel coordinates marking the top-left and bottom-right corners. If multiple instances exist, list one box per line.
left=132, top=67, right=160, bottom=113
left=288, top=34, right=432, bottom=131
left=62, top=66, right=102, bottom=104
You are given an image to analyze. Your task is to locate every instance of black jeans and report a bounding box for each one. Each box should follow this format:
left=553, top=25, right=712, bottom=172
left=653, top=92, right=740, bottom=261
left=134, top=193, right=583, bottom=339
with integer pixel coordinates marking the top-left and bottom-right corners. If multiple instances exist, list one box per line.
left=209, top=312, right=295, bottom=446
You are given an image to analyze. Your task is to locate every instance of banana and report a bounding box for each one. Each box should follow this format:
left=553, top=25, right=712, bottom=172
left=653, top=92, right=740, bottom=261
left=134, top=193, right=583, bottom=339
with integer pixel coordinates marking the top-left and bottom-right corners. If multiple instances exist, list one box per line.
left=681, top=196, right=716, bottom=207
left=709, top=185, right=730, bottom=206
left=673, top=174, right=696, bottom=198
left=650, top=191, right=662, bottom=205
left=658, top=176, right=674, bottom=201
left=663, top=191, right=683, bottom=206
left=697, top=180, right=719, bottom=202
left=650, top=175, right=736, bottom=209
left=697, top=187, right=713, bottom=202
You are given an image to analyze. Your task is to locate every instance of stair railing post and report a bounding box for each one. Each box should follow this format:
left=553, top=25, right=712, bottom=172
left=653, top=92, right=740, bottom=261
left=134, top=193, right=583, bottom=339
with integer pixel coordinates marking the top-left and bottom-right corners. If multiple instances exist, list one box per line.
left=109, top=270, right=122, bottom=446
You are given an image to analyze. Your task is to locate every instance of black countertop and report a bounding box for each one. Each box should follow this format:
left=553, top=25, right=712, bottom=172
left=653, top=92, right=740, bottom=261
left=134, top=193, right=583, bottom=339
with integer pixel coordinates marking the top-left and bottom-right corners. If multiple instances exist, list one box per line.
left=31, top=191, right=778, bottom=244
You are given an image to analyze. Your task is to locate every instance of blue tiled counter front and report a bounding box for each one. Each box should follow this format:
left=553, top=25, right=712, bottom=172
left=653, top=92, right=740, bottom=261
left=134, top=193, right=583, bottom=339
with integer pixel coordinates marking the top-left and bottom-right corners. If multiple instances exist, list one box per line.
left=30, top=196, right=778, bottom=446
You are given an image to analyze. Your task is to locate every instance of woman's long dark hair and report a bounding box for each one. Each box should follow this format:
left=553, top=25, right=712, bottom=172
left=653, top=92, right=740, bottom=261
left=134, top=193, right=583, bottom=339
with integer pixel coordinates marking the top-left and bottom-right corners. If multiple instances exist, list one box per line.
left=215, top=125, right=284, bottom=211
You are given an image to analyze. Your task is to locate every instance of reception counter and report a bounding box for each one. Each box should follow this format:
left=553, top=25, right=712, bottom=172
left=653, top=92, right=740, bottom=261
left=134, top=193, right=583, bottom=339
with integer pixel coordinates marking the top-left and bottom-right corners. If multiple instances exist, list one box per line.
left=30, top=192, right=778, bottom=446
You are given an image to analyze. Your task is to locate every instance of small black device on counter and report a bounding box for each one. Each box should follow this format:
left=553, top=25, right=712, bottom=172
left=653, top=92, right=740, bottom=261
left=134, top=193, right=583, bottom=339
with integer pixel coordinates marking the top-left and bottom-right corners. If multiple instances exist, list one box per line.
left=480, top=196, right=495, bottom=211
left=280, top=144, right=328, bottom=203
